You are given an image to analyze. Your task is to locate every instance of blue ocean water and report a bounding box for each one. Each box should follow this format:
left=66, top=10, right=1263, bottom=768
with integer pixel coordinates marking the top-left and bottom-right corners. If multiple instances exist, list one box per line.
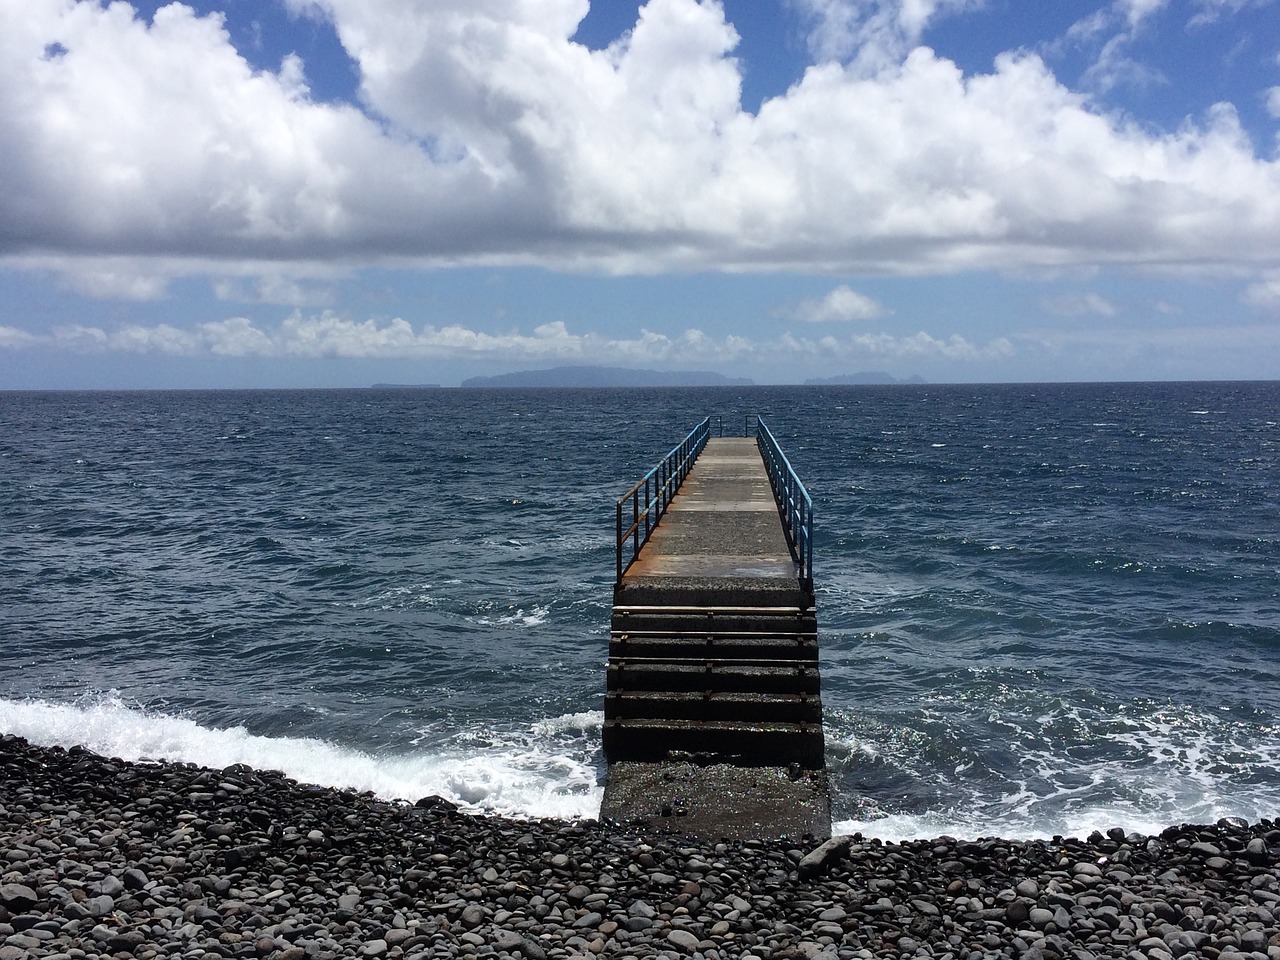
left=2, top=382, right=1278, bottom=838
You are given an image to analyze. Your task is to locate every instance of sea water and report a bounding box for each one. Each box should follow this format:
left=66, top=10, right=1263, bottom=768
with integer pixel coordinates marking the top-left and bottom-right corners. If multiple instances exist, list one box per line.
left=2, top=382, right=1277, bottom=839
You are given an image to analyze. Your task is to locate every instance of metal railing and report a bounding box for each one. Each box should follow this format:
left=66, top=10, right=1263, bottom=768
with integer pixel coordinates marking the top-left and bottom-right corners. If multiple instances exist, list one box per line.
left=756, top=417, right=814, bottom=590
left=615, top=417, right=711, bottom=583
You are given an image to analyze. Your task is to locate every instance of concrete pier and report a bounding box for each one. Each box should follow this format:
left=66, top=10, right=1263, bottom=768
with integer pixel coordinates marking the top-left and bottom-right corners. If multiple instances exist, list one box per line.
left=602, top=435, right=829, bottom=840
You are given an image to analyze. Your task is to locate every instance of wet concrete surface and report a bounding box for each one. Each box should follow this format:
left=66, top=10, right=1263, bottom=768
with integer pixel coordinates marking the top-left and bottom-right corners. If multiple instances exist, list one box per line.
left=601, top=760, right=831, bottom=841
left=624, top=438, right=797, bottom=582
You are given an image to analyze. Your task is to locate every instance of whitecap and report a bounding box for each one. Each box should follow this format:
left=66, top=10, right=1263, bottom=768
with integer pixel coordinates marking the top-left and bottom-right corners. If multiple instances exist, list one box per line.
left=0, top=695, right=602, bottom=821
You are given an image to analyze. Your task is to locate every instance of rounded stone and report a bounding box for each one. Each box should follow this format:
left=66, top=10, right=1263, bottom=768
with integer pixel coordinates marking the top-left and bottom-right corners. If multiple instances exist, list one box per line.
left=491, top=930, right=523, bottom=951
left=0, top=885, right=38, bottom=913
left=1245, top=838, right=1270, bottom=866
left=1006, top=900, right=1031, bottom=924
left=1029, top=908, right=1055, bottom=928
left=667, top=929, right=700, bottom=952
left=89, top=877, right=124, bottom=898
left=83, top=895, right=115, bottom=917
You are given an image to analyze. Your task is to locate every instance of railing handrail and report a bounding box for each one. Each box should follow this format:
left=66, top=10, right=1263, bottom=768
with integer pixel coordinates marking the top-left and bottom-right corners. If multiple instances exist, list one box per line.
left=756, top=417, right=814, bottom=591
left=615, top=417, right=712, bottom=583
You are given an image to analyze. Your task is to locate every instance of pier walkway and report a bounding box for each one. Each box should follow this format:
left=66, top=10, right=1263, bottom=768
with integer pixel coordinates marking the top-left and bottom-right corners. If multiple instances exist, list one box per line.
left=601, top=419, right=829, bottom=840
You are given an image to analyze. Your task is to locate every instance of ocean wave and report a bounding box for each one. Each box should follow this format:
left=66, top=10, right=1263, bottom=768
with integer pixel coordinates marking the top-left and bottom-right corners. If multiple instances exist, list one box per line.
left=0, top=694, right=601, bottom=821
left=5, top=384, right=1280, bottom=843
left=823, top=692, right=1280, bottom=842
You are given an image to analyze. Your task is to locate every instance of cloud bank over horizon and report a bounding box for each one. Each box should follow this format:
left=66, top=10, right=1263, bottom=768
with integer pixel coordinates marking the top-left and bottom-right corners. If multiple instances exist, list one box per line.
left=0, top=311, right=1014, bottom=369
left=5, top=0, right=1279, bottom=282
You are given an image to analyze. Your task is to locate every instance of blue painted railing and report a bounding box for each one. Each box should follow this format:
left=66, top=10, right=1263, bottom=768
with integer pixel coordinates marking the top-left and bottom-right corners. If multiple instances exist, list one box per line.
left=756, top=417, right=814, bottom=590
left=615, top=417, right=712, bottom=582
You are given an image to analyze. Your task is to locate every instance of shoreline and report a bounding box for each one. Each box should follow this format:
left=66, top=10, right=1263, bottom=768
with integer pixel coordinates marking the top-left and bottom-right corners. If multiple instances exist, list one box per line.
left=2, top=734, right=1277, bottom=959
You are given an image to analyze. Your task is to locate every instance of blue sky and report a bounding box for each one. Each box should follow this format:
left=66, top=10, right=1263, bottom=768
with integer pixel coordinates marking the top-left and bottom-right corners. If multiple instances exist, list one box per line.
left=1, top=0, right=1278, bottom=388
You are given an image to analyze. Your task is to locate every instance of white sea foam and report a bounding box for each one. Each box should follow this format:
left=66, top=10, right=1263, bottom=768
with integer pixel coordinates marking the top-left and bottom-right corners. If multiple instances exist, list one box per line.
left=0, top=695, right=602, bottom=821
left=475, top=605, right=551, bottom=627
left=531, top=711, right=603, bottom=737
left=827, top=697, right=1280, bottom=842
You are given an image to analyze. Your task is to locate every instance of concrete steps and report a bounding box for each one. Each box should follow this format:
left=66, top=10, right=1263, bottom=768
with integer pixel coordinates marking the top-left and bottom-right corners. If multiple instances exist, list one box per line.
left=611, top=605, right=817, bottom=660
left=605, top=690, right=823, bottom=724
left=603, top=597, right=825, bottom=769
left=610, top=636, right=817, bottom=660
left=606, top=661, right=821, bottom=695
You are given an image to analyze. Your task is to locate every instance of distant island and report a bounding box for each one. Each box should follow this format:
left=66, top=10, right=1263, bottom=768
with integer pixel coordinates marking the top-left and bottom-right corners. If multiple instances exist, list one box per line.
left=460, top=366, right=754, bottom=388
left=803, top=371, right=927, bottom=385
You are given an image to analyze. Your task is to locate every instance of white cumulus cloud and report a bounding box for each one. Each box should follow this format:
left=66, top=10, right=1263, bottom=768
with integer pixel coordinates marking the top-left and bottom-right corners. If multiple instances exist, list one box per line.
left=791, top=0, right=985, bottom=73
left=0, top=0, right=1278, bottom=293
left=1243, top=275, right=1280, bottom=310
left=1266, top=86, right=1280, bottom=119
left=794, top=284, right=888, bottom=322
left=0, top=325, right=42, bottom=348
left=1041, top=292, right=1120, bottom=317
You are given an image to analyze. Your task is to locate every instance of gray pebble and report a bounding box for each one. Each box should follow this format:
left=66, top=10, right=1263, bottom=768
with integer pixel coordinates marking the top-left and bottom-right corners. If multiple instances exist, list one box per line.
left=667, top=928, right=700, bottom=951
left=1006, top=899, right=1031, bottom=924
left=1245, top=837, right=1271, bottom=865
left=2, top=734, right=1280, bottom=960
left=0, top=885, right=37, bottom=913
left=82, top=894, right=115, bottom=917
left=1029, top=907, right=1055, bottom=928
left=491, top=929, right=523, bottom=950
left=89, top=876, right=124, bottom=898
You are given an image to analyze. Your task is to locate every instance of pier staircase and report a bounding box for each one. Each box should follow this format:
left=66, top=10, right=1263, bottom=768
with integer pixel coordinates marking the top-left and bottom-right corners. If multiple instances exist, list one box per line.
left=605, top=601, right=822, bottom=767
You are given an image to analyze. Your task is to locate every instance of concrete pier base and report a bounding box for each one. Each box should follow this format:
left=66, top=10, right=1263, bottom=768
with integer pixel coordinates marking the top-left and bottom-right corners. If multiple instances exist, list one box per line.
left=601, top=761, right=831, bottom=841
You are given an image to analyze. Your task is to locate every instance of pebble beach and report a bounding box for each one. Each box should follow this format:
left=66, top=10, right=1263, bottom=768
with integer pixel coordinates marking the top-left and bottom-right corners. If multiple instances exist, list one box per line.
left=2, top=734, right=1278, bottom=960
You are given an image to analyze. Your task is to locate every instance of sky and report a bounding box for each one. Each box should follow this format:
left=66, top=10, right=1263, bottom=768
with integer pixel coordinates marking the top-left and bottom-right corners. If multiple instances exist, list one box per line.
left=1, top=0, right=1279, bottom=389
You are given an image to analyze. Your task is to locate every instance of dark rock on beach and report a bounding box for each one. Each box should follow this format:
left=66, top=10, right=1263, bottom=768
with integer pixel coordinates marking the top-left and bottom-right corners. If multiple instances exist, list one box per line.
left=2, top=732, right=1279, bottom=959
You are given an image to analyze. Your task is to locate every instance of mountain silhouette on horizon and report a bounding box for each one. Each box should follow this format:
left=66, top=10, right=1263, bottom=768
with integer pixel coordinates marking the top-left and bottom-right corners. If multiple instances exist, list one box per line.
left=461, top=365, right=754, bottom=388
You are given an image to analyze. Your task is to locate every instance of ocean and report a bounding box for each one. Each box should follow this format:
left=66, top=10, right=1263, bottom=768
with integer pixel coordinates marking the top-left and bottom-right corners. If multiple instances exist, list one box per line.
left=2, top=381, right=1277, bottom=840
